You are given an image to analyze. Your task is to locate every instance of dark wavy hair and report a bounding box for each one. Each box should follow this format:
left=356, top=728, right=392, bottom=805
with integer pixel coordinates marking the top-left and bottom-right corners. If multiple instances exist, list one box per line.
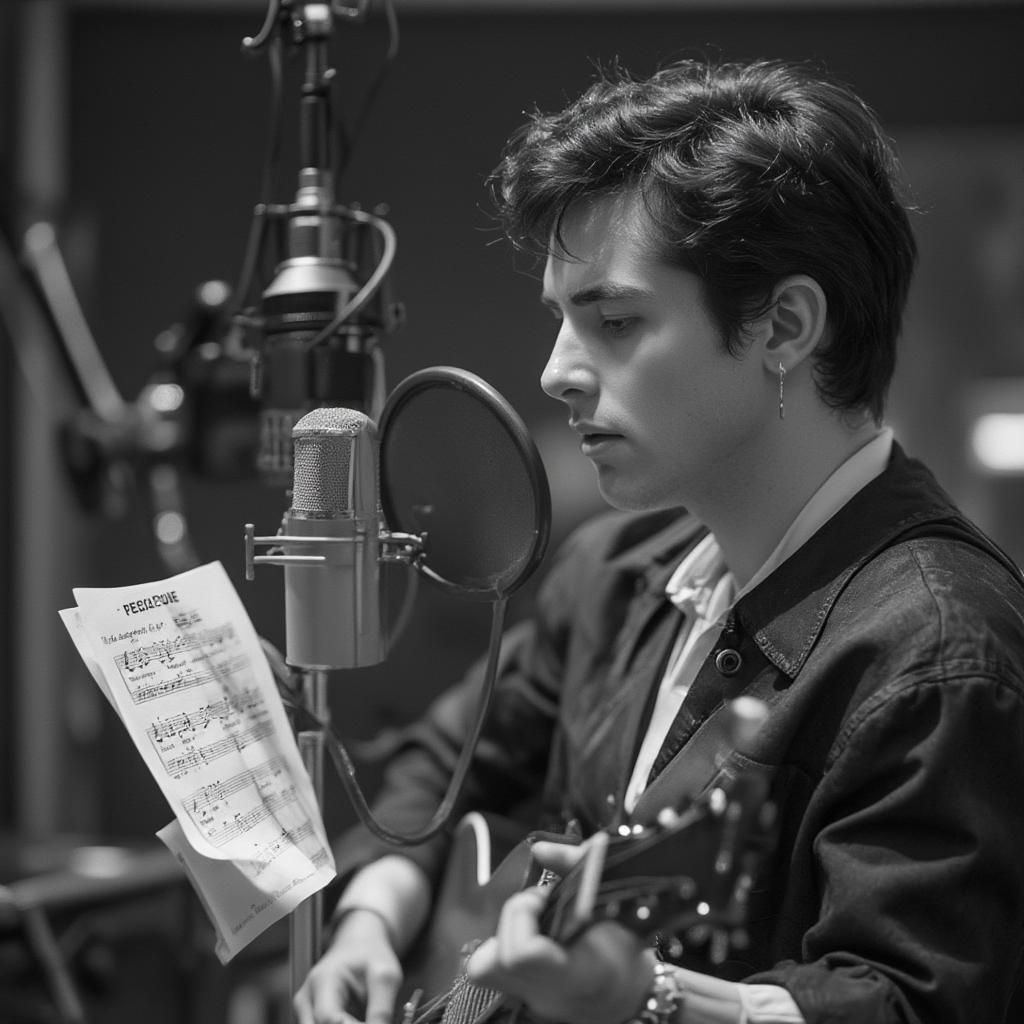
left=489, top=59, right=918, bottom=421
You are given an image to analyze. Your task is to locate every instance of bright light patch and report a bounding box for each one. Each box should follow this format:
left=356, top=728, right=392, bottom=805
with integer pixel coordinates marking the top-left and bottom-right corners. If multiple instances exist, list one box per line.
left=155, top=511, right=186, bottom=545
left=150, top=382, right=185, bottom=412
left=970, top=414, right=1024, bottom=473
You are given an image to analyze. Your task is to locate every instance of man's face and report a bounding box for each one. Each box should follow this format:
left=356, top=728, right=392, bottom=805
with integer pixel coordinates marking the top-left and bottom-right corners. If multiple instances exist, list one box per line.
left=540, top=192, right=767, bottom=512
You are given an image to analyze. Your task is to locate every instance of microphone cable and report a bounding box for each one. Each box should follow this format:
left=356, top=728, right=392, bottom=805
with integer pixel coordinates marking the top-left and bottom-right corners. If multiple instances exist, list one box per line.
left=269, top=596, right=509, bottom=847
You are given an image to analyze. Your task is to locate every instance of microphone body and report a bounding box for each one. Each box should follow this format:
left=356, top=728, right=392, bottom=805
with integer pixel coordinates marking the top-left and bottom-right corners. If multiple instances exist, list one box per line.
left=284, top=406, right=385, bottom=670
left=255, top=169, right=373, bottom=488
left=249, top=168, right=401, bottom=488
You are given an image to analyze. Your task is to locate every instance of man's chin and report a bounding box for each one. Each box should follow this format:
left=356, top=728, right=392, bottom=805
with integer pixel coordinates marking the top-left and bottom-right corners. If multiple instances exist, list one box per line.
left=596, top=474, right=675, bottom=514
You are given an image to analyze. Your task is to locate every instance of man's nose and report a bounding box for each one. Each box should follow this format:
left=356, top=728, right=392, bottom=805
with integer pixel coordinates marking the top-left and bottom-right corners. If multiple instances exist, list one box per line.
left=540, top=322, right=595, bottom=402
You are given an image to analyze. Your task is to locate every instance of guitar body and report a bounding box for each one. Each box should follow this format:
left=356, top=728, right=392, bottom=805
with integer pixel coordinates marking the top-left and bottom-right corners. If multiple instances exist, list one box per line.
left=399, top=813, right=544, bottom=1021
left=395, top=752, right=775, bottom=1024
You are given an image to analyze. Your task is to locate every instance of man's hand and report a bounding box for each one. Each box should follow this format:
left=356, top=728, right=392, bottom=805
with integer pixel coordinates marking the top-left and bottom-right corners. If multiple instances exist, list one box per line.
left=465, top=840, right=655, bottom=1024
left=293, top=909, right=403, bottom=1024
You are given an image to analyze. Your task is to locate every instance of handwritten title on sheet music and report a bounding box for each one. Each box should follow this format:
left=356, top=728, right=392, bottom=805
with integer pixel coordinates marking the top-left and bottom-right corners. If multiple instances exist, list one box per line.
left=120, top=590, right=181, bottom=616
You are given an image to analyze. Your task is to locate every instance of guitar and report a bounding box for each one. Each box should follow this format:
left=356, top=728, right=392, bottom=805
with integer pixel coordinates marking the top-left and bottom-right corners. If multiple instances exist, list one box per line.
left=398, top=769, right=776, bottom=1024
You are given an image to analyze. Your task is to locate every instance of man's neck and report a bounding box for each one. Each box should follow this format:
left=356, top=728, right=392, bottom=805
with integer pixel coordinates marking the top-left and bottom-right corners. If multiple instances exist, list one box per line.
left=689, top=411, right=884, bottom=590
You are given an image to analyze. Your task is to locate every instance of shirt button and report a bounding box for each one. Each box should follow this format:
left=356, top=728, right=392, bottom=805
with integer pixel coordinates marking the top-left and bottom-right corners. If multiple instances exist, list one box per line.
left=715, top=648, right=742, bottom=676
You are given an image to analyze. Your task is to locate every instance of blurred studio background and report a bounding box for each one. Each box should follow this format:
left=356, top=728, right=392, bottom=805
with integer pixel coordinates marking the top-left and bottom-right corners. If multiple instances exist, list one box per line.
left=1, top=0, right=1023, bottom=1021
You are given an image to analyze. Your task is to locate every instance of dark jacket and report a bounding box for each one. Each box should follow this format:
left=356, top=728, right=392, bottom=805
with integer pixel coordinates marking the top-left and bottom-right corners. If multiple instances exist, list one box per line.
left=338, top=444, right=1024, bottom=1024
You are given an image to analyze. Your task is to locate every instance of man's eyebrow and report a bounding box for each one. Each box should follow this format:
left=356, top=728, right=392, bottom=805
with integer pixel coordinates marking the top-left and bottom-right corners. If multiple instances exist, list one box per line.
left=540, top=283, right=655, bottom=309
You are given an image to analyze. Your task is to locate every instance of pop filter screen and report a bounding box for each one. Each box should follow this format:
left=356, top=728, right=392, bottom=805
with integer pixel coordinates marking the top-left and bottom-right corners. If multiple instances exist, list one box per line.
left=378, top=367, right=551, bottom=599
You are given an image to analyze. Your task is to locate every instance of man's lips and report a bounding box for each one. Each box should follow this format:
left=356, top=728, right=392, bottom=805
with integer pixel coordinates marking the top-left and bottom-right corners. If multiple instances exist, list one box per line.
left=578, top=430, right=623, bottom=454
left=571, top=420, right=619, bottom=438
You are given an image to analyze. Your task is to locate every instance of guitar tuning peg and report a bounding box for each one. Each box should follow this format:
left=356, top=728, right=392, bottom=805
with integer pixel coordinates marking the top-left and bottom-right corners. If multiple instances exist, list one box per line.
left=657, top=806, right=681, bottom=829
left=709, top=787, right=728, bottom=815
left=709, top=929, right=731, bottom=964
left=676, top=876, right=697, bottom=901
left=632, top=898, right=657, bottom=924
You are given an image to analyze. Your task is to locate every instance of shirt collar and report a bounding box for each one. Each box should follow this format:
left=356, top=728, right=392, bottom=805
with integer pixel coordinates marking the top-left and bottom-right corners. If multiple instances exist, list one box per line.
left=664, top=532, right=732, bottom=621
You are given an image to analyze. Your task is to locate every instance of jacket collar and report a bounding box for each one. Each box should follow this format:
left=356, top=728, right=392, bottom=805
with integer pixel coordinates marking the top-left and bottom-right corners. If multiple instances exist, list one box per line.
left=600, top=442, right=1010, bottom=686
left=734, top=441, right=983, bottom=678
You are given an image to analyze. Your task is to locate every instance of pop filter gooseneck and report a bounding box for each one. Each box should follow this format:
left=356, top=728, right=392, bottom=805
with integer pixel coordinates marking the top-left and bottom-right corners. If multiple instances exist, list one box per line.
left=322, top=366, right=551, bottom=846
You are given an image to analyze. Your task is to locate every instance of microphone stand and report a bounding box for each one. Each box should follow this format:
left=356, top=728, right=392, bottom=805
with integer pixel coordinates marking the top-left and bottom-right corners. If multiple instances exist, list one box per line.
left=290, top=667, right=328, bottom=993
left=242, top=2, right=397, bottom=997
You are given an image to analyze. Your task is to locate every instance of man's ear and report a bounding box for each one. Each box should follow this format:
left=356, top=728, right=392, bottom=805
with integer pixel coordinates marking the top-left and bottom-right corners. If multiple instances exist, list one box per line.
left=751, top=274, right=828, bottom=373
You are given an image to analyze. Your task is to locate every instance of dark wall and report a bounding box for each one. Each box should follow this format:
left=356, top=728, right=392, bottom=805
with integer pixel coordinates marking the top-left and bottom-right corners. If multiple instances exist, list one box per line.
left=0, top=5, right=16, bottom=832
left=58, top=3, right=1024, bottom=838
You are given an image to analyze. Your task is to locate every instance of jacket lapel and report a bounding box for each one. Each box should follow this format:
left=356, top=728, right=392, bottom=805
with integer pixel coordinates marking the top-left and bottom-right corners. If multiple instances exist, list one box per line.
left=573, top=519, right=704, bottom=824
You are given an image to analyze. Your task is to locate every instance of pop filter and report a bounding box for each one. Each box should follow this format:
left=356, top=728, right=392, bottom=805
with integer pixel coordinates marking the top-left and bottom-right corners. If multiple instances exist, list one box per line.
left=378, top=366, right=551, bottom=599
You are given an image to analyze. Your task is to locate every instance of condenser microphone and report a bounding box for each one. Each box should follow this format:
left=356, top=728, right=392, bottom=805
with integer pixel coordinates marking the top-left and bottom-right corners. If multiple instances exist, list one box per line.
left=249, top=170, right=401, bottom=490
left=282, top=406, right=386, bottom=670
left=253, top=169, right=372, bottom=488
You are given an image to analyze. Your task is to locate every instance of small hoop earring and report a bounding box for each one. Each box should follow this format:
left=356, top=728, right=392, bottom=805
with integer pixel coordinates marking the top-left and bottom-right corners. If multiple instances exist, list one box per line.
left=778, top=362, right=786, bottom=420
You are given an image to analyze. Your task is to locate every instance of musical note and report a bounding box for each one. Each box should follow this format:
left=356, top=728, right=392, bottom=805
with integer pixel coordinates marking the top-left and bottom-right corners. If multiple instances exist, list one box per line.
left=116, top=624, right=239, bottom=679
left=147, top=687, right=263, bottom=744
left=129, top=651, right=251, bottom=704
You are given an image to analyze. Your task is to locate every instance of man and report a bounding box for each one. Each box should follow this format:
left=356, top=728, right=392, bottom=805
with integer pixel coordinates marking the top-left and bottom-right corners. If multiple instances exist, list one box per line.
left=295, top=58, right=1024, bottom=1024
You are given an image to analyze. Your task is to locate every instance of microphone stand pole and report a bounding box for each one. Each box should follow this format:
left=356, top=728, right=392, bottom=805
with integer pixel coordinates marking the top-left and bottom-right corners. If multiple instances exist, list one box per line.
left=242, top=1, right=391, bottom=998
left=285, top=7, right=335, bottom=993
left=290, top=666, right=328, bottom=994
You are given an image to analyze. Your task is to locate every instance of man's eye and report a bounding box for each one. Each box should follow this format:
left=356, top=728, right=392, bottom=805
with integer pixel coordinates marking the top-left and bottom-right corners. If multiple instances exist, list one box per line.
left=601, top=316, right=636, bottom=335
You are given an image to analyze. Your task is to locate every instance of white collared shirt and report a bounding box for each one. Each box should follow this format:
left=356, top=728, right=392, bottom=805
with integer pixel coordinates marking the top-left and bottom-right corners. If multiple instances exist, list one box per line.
left=624, top=426, right=894, bottom=813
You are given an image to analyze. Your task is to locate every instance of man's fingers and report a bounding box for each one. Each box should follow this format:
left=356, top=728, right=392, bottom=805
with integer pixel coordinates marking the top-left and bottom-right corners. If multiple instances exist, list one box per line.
left=292, top=985, right=314, bottom=1024
left=467, top=889, right=554, bottom=984
left=493, top=887, right=549, bottom=963
left=530, top=840, right=587, bottom=876
left=363, top=960, right=402, bottom=1024
left=303, top=965, right=357, bottom=1024
left=466, top=935, right=499, bottom=981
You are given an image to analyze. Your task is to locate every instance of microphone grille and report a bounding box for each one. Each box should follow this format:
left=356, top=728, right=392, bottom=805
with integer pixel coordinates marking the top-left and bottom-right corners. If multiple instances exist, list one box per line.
left=291, top=407, right=375, bottom=515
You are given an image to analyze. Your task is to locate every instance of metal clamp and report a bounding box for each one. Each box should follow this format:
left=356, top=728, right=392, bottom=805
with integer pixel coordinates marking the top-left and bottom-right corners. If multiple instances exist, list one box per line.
left=244, top=523, right=425, bottom=579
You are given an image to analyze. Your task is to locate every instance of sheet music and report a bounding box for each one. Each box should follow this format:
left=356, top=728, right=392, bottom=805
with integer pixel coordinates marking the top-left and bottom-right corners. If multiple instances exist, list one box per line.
left=60, top=561, right=336, bottom=962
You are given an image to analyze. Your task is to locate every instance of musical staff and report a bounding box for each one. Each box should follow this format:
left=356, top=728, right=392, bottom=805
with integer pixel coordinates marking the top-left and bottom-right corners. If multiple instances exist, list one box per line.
left=249, top=822, right=328, bottom=877
left=160, top=719, right=275, bottom=779
left=116, top=623, right=236, bottom=672
left=129, top=651, right=252, bottom=704
left=186, top=757, right=287, bottom=814
left=147, top=687, right=263, bottom=744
